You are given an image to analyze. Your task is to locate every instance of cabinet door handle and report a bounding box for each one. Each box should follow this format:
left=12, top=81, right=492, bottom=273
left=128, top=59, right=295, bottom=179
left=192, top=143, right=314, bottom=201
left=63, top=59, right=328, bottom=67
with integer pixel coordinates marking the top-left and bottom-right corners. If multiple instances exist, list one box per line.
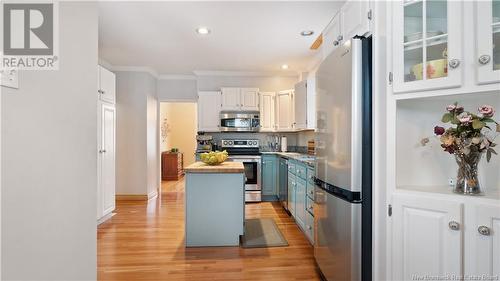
left=99, top=149, right=106, bottom=153
left=337, top=35, right=343, bottom=42
left=478, top=225, right=491, bottom=236
left=448, top=221, right=460, bottom=231
left=478, top=55, right=491, bottom=65
left=307, top=225, right=312, bottom=230
left=333, top=40, right=339, bottom=46
left=448, top=59, right=460, bottom=69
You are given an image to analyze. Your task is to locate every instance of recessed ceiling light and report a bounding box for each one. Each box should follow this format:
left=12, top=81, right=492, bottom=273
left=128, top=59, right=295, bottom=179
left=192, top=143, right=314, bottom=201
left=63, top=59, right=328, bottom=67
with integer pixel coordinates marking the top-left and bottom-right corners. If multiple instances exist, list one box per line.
left=196, top=27, right=211, bottom=35
left=300, top=30, right=314, bottom=36
left=281, top=64, right=289, bottom=70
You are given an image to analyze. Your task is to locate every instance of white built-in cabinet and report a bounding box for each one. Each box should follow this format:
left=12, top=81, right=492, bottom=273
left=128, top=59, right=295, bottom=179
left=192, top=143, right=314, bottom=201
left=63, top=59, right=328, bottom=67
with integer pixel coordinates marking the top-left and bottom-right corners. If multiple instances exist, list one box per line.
left=221, top=87, right=259, bottom=111
left=392, top=0, right=463, bottom=93
left=197, top=91, right=222, bottom=132
left=259, top=92, right=276, bottom=132
left=476, top=1, right=500, bottom=84
left=322, top=0, right=371, bottom=59
left=97, top=65, right=116, bottom=223
left=391, top=193, right=463, bottom=280
left=276, top=90, right=294, bottom=131
left=391, top=192, right=500, bottom=281
left=98, top=65, right=116, bottom=104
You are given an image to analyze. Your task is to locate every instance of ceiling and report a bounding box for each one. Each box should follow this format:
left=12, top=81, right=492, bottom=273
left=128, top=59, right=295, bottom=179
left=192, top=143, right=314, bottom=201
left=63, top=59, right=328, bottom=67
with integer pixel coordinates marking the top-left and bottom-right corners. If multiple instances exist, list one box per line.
left=98, top=1, right=344, bottom=76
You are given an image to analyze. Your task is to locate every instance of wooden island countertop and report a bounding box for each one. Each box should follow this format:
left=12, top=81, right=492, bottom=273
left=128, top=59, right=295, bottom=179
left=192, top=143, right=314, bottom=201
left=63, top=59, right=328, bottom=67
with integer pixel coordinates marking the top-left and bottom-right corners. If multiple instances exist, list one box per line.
left=184, top=161, right=244, bottom=174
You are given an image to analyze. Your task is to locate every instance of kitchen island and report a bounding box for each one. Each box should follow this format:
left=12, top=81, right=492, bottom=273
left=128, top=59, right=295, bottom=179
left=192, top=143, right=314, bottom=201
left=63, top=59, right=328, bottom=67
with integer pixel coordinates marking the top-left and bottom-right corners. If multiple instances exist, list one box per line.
left=184, top=161, right=245, bottom=247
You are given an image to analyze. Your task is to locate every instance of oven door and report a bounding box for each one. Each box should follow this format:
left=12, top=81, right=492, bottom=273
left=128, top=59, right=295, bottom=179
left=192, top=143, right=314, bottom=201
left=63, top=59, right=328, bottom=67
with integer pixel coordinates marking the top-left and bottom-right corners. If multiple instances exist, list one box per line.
left=228, top=157, right=261, bottom=191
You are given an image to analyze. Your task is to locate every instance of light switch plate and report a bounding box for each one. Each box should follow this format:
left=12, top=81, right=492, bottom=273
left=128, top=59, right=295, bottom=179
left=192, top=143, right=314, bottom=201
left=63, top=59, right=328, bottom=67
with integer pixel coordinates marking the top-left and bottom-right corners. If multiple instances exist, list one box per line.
left=1, top=68, right=19, bottom=89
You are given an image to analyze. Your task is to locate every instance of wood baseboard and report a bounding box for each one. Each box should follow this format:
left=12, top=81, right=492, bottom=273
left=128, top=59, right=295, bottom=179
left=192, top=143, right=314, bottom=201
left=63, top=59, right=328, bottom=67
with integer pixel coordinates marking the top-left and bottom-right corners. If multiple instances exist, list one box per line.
left=116, top=190, right=159, bottom=201
left=116, top=194, right=149, bottom=201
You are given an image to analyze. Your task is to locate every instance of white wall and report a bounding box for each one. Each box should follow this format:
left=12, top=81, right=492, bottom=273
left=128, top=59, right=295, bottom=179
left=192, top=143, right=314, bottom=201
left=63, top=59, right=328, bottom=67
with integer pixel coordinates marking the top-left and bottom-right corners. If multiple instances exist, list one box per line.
left=115, top=71, right=159, bottom=197
left=1, top=2, right=98, bottom=280
left=196, top=75, right=299, bottom=92
left=157, top=79, right=197, bottom=101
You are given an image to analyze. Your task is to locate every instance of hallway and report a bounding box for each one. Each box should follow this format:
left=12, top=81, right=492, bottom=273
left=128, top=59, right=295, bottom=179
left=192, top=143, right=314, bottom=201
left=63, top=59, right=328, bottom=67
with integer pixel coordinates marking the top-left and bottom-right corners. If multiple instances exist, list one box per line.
left=97, top=178, right=321, bottom=281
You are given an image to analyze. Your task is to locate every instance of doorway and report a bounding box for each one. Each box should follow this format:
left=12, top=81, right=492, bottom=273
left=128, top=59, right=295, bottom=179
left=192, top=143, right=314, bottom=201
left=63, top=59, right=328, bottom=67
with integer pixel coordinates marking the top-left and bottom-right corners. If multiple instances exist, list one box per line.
left=159, top=102, right=198, bottom=186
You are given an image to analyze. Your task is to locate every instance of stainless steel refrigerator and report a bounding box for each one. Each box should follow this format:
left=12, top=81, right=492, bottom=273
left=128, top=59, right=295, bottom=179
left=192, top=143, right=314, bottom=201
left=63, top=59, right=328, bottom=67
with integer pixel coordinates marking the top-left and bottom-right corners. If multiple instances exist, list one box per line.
left=314, top=37, right=372, bottom=281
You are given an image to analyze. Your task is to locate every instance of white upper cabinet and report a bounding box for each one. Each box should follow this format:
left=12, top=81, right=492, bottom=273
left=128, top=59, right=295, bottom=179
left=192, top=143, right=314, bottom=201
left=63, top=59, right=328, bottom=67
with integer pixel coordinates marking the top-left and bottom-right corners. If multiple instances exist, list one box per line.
left=293, top=81, right=307, bottom=130
left=340, top=0, right=371, bottom=41
left=98, top=65, right=116, bottom=104
left=392, top=193, right=463, bottom=280
left=306, top=70, right=317, bottom=130
left=392, top=0, right=463, bottom=93
left=476, top=0, right=500, bottom=84
left=198, top=91, right=221, bottom=132
left=322, top=13, right=342, bottom=59
left=467, top=202, right=500, bottom=277
left=221, top=88, right=241, bottom=111
left=259, top=92, right=276, bottom=132
left=276, top=90, right=294, bottom=131
left=240, top=88, right=260, bottom=111
left=221, top=87, right=259, bottom=111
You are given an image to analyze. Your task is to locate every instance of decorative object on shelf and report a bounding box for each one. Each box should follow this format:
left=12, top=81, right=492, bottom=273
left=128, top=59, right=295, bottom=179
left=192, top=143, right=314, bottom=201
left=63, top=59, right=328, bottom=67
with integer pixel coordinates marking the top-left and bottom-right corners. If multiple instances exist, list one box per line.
left=161, top=118, right=169, bottom=145
left=200, top=150, right=228, bottom=166
left=170, top=148, right=179, bottom=153
left=431, top=103, right=499, bottom=195
left=411, top=48, right=448, bottom=80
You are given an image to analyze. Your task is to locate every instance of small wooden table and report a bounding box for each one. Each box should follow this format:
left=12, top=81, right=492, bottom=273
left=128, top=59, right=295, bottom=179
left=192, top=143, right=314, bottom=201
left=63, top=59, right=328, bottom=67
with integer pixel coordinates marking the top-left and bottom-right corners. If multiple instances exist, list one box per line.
left=161, top=152, right=184, bottom=180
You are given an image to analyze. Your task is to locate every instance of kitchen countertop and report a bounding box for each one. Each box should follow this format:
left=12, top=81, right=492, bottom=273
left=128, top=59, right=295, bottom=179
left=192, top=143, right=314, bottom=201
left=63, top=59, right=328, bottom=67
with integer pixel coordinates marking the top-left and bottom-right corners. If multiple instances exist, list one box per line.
left=184, top=161, right=244, bottom=173
left=261, top=151, right=316, bottom=167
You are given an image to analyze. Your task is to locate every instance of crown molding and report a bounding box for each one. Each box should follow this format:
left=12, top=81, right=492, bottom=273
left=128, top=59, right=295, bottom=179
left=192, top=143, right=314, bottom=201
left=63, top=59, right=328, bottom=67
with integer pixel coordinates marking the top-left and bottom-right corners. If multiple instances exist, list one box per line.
left=158, top=74, right=197, bottom=80
left=110, top=66, right=159, bottom=78
left=193, top=70, right=299, bottom=77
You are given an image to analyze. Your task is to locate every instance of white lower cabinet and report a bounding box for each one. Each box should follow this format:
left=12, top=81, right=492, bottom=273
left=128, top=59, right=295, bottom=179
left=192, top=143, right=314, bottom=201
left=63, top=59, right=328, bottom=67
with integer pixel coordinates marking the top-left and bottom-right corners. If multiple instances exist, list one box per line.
left=466, top=203, right=500, bottom=277
left=391, top=193, right=463, bottom=280
left=392, top=192, right=500, bottom=280
left=97, top=102, right=116, bottom=221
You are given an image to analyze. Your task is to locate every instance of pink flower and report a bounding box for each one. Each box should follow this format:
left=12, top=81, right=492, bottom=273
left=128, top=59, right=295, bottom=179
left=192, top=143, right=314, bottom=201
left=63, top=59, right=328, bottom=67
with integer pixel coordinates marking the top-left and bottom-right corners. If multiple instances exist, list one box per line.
left=458, top=112, right=472, bottom=124
left=446, top=104, right=456, bottom=112
left=434, top=126, right=445, bottom=135
left=478, top=105, right=495, bottom=117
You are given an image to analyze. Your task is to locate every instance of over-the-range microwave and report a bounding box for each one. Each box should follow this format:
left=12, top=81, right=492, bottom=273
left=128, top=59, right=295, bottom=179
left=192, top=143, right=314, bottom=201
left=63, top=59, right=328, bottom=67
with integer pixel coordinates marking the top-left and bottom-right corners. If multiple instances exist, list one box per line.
left=219, top=112, right=260, bottom=132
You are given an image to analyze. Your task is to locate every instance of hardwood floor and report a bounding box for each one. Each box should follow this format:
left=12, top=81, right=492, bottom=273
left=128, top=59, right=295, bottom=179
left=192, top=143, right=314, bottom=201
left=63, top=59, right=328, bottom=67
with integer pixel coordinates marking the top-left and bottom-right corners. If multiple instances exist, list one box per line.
left=98, top=178, right=321, bottom=281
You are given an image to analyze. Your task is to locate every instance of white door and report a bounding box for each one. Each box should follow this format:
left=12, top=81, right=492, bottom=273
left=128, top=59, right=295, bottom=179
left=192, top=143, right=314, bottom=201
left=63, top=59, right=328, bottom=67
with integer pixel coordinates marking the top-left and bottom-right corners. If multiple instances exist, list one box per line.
left=341, top=0, right=370, bottom=40
left=392, top=0, right=463, bottom=93
left=476, top=0, right=500, bottom=84
left=98, top=66, right=116, bottom=104
left=259, top=92, right=275, bottom=132
left=197, top=91, right=221, bottom=132
left=467, top=203, right=500, bottom=277
left=391, top=193, right=463, bottom=280
left=276, top=90, right=293, bottom=131
left=240, top=88, right=259, bottom=111
left=322, top=13, right=342, bottom=59
left=221, top=88, right=241, bottom=111
left=294, top=81, right=307, bottom=130
left=99, top=103, right=116, bottom=217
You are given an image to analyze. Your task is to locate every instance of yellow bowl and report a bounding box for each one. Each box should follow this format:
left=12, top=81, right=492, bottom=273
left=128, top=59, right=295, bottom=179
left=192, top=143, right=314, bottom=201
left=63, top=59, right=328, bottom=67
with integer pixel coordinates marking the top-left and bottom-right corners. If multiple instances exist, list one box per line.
left=412, top=59, right=447, bottom=80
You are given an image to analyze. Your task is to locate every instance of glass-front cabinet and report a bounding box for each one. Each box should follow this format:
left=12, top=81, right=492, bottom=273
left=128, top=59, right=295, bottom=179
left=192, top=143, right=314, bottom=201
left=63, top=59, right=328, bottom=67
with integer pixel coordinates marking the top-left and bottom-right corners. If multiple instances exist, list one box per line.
left=392, top=0, right=463, bottom=93
left=476, top=0, right=500, bottom=84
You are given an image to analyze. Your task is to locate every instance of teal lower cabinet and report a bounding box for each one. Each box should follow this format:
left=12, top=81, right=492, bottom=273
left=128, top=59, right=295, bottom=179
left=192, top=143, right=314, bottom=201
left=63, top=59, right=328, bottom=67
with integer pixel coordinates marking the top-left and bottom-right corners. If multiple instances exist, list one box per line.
left=294, top=177, right=306, bottom=230
left=287, top=170, right=296, bottom=217
left=261, top=155, right=278, bottom=201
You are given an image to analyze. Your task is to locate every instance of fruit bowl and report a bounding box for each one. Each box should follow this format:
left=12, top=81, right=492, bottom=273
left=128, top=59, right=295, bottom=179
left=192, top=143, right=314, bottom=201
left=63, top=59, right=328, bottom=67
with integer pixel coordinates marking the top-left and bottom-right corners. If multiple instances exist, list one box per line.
left=200, top=150, right=229, bottom=165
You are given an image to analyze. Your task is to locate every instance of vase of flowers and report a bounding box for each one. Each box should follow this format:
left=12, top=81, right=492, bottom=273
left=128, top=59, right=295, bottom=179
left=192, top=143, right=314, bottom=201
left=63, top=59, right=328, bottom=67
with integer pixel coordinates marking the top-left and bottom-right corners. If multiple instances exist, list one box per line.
left=433, top=103, right=499, bottom=195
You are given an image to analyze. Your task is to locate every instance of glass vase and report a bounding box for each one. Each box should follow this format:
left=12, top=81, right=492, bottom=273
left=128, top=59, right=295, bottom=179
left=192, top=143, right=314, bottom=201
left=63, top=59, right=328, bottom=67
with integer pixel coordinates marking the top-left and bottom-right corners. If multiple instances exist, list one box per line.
left=454, top=151, right=483, bottom=195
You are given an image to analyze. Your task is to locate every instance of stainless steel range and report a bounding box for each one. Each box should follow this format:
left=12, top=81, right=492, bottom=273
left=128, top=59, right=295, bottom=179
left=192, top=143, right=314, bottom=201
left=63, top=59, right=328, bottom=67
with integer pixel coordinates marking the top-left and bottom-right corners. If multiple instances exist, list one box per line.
left=220, top=139, right=261, bottom=202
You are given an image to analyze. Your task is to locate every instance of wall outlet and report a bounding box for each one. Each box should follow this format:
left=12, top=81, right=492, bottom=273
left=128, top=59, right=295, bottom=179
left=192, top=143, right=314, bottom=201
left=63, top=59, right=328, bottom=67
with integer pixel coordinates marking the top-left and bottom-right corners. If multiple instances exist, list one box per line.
left=1, top=68, right=19, bottom=89
left=448, top=178, right=455, bottom=186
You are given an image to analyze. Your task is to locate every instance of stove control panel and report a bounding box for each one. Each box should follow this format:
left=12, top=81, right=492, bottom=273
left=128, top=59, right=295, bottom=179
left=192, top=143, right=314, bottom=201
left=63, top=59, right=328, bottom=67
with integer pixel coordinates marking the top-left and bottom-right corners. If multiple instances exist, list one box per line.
left=220, top=139, right=260, bottom=148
